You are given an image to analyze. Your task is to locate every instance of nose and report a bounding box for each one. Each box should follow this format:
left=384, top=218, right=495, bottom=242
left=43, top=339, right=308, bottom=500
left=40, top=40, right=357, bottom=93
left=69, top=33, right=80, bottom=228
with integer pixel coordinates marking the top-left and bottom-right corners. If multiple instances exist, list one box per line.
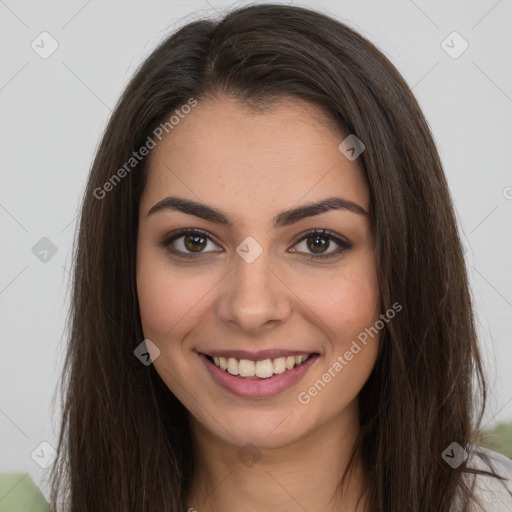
left=216, top=246, right=293, bottom=334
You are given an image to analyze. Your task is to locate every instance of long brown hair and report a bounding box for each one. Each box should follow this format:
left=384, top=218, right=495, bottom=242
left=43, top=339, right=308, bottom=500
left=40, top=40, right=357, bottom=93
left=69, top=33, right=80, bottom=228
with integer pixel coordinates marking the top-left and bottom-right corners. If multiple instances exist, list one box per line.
left=48, top=4, right=503, bottom=511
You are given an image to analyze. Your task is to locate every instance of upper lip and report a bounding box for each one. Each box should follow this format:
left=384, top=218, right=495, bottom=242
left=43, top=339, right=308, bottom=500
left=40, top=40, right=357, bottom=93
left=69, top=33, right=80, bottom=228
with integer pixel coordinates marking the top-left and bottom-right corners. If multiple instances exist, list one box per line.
left=198, top=349, right=318, bottom=361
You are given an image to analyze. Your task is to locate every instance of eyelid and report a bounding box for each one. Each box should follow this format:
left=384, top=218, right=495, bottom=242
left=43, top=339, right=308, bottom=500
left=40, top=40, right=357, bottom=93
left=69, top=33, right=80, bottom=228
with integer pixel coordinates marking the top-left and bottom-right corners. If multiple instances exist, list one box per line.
left=160, top=227, right=352, bottom=259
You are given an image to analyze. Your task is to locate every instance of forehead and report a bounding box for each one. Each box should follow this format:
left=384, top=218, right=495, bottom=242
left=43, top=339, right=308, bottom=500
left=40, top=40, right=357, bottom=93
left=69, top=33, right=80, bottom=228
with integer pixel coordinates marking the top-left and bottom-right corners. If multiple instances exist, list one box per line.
left=141, top=97, right=369, bottom=220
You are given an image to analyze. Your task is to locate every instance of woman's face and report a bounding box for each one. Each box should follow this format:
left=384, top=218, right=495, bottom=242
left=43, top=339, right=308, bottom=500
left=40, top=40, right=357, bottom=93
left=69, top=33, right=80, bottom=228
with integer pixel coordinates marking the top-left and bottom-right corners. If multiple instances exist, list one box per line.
left=137, top=97, right=381, bottom=450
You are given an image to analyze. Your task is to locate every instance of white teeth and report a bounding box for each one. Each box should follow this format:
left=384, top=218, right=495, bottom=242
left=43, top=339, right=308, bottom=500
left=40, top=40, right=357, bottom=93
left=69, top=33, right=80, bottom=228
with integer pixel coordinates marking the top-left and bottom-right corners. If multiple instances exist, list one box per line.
left=255, top=359, right=274, bottom=378
left=227, top=357, right=239, bottom=375
left=273, top=357, right=286, bottom=374
left=238, top=359, right=255, bottom=377
left=296, top=354, right=308, bottom=365
left=210, top=353, right=312, bottom=378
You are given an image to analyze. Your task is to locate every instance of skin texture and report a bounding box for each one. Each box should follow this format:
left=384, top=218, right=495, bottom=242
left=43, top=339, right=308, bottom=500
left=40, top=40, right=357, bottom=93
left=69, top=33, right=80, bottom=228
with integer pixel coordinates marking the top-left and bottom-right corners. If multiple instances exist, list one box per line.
left=136, top=97, right=381, bottom=512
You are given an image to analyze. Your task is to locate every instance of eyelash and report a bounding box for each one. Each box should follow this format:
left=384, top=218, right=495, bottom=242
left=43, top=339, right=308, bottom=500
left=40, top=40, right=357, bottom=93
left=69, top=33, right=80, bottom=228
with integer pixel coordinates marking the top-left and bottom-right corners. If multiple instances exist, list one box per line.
left=159, top=228, right=352, bottom=260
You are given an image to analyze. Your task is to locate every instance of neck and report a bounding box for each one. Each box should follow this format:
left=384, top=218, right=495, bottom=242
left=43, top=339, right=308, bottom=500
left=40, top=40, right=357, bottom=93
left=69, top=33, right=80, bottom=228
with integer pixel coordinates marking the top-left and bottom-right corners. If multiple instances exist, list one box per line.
left=185, top=400, right=369, bottom=512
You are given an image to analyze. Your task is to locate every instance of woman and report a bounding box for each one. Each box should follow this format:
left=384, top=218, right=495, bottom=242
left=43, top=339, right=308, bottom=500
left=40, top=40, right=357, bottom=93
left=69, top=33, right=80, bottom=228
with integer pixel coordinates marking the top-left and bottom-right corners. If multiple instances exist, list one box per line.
left=48, top=4, right=512, bottom=511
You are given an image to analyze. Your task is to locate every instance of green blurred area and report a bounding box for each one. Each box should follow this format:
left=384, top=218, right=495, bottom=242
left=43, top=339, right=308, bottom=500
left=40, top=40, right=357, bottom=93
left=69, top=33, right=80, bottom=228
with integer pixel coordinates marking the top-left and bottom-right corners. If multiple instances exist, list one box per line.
left=0, top=473, right=49, bottom=512
left=479, top=421, right=512, bottom=459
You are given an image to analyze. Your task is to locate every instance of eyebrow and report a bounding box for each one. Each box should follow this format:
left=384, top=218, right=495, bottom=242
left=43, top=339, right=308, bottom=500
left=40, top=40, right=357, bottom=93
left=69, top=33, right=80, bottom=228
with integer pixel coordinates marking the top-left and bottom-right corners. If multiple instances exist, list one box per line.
left=147, top=195, right=368, bottom=228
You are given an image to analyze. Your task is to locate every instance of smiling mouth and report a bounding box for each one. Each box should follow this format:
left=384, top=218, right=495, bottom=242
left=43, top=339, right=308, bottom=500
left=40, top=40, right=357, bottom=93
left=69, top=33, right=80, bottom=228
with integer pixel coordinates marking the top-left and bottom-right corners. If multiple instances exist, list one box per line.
left=204, top=353, right=317, bottom=379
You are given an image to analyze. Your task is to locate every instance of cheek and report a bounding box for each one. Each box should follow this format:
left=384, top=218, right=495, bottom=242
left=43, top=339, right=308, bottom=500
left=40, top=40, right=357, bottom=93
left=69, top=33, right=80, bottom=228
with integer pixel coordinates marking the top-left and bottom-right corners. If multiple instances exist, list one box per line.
left=136, top=247, right=186, bottom=339
left=296, top=266, right=381, bottom=413
left=300, top=263, right=381, bottom=346
left=138, top=274, right=197, bottom=341
left=136, top=247, right=220, bottom=342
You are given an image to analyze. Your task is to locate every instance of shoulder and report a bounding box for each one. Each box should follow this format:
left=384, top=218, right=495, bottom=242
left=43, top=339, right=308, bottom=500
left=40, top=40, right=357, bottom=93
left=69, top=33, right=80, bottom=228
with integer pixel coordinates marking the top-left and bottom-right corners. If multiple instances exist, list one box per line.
left=460, top=444, right=512, bottom=511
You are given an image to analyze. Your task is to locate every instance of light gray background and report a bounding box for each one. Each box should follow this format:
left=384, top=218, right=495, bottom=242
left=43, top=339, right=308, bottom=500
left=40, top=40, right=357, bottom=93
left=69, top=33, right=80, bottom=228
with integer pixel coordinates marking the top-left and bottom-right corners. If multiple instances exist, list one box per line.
left=1, top=0, right=511, bottom=501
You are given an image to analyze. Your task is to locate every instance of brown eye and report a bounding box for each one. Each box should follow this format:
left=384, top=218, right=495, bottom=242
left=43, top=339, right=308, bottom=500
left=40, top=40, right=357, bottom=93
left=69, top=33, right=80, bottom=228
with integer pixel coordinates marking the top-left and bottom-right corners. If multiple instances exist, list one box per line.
left=183, top=233, right=207, bottom=252
left=160, top=228, right=352, bottom=261
left=161, top=229, right=222, bottom=257
left=291, top=229, right=352, bottom=259
left=306, top=235, right=329, bottom=253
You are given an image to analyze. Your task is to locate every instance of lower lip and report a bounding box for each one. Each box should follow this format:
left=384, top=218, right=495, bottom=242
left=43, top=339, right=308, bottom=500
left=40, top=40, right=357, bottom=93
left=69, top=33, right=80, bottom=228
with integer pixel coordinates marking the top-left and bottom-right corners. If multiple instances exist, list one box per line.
left=198, top=353, right=319, bottom=398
